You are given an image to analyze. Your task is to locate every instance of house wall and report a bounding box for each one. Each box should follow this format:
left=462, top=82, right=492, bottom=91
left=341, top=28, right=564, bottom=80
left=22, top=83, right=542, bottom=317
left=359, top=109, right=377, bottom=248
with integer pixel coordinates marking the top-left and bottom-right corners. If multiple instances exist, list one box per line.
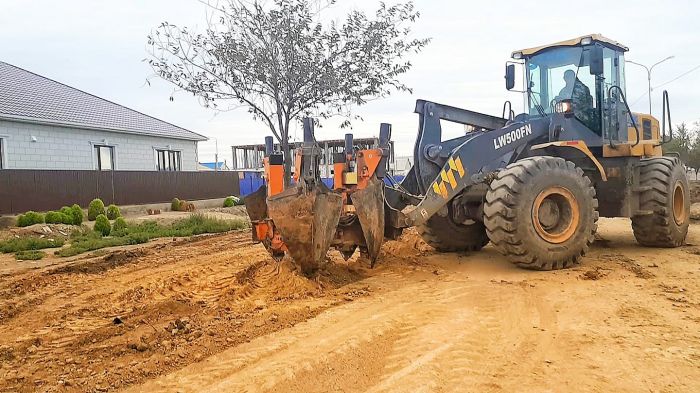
left=0, top=119, right=199, bottom=171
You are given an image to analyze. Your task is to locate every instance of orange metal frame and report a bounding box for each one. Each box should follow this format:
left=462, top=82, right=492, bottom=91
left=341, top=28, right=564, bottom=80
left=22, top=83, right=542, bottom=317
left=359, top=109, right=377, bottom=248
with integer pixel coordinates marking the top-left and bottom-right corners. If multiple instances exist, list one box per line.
left=256, top=146, right=385, bottom=260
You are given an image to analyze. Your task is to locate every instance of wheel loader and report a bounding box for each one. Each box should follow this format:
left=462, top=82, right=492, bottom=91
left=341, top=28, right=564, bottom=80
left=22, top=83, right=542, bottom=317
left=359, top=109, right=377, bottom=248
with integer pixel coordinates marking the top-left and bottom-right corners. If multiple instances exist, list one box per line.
left=246, top=34, right=689, bottom=274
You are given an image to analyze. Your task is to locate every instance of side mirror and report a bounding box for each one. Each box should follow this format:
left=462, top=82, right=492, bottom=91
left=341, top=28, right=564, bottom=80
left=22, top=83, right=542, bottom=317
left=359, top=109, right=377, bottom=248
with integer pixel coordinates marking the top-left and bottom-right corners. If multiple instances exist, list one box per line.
left=505, top=64, right=515, bottom=90
left=590, top=46, right=604, bottom=75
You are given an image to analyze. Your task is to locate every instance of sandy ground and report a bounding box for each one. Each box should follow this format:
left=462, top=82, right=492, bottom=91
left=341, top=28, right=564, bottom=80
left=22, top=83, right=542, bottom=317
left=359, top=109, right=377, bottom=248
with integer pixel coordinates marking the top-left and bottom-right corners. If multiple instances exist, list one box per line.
left=0, top=218, right=699, bottom=392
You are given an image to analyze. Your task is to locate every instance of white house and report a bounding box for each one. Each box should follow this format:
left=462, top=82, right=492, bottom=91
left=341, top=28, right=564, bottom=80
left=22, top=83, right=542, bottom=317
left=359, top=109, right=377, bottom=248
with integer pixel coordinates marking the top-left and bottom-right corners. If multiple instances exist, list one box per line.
left=0, top=61, right=207, bottom=171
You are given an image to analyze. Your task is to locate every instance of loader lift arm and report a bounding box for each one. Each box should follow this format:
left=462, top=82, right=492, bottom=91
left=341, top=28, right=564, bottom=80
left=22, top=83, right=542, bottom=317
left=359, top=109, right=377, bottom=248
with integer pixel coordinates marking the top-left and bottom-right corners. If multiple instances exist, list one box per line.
left=391, top=101, right=556, bottom=228
left=411, top=100, right=509, bottom=195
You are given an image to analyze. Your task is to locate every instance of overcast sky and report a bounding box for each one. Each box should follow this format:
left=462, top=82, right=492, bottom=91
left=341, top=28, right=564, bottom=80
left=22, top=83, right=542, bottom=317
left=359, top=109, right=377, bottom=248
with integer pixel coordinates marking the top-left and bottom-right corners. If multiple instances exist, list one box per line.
left=2, top=0, right=698, bottom=162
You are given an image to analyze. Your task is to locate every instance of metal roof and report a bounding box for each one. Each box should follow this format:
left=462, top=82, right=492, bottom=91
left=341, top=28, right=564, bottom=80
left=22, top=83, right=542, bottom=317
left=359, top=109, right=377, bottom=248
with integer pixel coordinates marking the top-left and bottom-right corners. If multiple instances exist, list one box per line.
left=513, top=34, right=629, bottom=58
left=0, top=61, right=207, bottom=141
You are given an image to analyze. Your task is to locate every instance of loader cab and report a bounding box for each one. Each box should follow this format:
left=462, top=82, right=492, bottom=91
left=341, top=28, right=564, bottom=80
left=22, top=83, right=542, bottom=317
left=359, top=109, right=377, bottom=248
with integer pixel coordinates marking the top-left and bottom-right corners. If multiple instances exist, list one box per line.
left=508, top=35, right=629, bottom=145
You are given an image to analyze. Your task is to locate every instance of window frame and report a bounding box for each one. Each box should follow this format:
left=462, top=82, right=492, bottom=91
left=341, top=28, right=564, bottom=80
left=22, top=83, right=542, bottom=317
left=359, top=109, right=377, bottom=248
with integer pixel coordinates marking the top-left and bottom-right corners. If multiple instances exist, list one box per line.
left=0, top=137, right=5, bottom=170
left=155, top=148, right=182, bottom=171
left=94, top=145, right=115, bottom=171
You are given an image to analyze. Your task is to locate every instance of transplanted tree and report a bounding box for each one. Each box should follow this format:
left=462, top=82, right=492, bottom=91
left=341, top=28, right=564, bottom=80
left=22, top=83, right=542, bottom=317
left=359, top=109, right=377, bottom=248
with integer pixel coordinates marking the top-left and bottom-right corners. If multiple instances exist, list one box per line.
left=147, top=0, right=429, bottom=183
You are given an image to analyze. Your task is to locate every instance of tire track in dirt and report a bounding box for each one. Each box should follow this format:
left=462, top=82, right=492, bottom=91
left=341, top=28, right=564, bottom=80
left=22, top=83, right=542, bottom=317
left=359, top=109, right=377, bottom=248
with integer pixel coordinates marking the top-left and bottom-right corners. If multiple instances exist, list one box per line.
left=129, top=270, right=548, bottom=393
left=0, top=230, right=352, bottom=392
left=3, top=219, right=700, bottom=392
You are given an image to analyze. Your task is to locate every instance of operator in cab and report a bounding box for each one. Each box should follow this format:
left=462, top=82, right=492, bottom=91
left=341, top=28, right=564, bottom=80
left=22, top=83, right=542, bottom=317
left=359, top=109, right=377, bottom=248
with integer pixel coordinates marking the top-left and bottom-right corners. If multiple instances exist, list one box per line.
left=555, top=69, right=595, bottom=129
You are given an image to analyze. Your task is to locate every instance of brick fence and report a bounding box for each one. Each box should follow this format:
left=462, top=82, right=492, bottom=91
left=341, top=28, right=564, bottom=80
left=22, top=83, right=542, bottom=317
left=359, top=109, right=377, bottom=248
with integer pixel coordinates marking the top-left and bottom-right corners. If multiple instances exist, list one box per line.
left=0, top=170, right=240, bottom=214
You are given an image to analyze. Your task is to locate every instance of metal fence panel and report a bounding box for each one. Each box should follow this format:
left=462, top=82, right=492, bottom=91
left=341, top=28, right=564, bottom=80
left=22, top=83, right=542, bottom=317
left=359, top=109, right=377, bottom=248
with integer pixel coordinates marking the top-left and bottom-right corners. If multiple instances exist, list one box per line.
left=0, top=170, right=240, bottom=214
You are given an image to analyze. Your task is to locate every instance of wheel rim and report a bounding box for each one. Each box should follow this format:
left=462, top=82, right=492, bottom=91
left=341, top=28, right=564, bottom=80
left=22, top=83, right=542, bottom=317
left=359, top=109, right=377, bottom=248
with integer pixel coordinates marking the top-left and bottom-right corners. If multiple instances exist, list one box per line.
left=672, top=181, right=687, bottom=226
left=532, top=186, right=580, bottom=244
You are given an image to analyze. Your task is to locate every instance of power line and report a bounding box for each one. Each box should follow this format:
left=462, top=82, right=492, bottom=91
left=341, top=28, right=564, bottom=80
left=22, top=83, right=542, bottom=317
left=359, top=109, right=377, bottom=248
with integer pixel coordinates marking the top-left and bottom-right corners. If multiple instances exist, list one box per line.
left=629, top=91, right=649, bottom=107
left=653, top=64, right=700, bottom=89
left=628, top=63, right=700, bottom=108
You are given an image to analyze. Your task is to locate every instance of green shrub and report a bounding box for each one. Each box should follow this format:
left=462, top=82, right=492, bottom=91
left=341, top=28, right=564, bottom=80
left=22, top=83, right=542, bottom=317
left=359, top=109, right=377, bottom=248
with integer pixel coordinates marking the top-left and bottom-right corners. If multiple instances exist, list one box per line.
left=70, top=204, right=84, bottom=225
left=45, top=211, right=61, bottom=224
left=127, top=232, right=150, bottom=245
left=15, top=250, right=45, bottom=260
left=88, top=199, right=106, bottom=221
left=45, top=211, right=73, bottom=224
left=172, top=213, right=248, bottom=235
left=112, top=217, right=128, bottom=236
left=93, top=214, right=111, bottom=236
left=112, top=217, right=128, bottom=231
left=171, top=198, right=181, bottom=211
left=0, top=237, right=64, bottom=253
left=60, top=206, right=73, bottom=216
left=16, top=211, right=45, bottom=227
left=223, top=196, right=235, bottom=208
left=106, top=204, right=121, bottom=220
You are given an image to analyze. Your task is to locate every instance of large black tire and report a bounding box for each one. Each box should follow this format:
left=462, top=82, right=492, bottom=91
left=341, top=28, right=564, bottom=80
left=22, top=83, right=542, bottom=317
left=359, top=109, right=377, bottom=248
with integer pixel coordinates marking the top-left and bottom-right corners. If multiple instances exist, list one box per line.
left=632, top=156, right=689, bottom=247
left=417, top=207, right=489, bottom=252
left=484, top=156, right=598, bottom=270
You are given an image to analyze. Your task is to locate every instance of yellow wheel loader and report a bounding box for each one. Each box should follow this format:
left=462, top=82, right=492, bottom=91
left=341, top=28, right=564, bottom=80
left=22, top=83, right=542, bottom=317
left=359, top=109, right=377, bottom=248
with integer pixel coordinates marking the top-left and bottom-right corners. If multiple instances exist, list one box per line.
left=246, top=34, right=689, bottom=274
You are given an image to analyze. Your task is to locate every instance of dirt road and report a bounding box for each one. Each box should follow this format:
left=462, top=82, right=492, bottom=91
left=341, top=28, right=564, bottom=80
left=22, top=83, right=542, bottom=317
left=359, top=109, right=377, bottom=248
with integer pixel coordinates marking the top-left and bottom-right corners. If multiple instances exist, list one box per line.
left=1, top=218, right=699, bottom=392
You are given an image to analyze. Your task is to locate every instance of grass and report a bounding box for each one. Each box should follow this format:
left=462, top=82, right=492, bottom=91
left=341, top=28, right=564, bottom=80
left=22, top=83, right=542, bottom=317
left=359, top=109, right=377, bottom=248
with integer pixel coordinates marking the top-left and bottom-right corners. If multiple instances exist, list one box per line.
left=0, top=237, right=65, bottom=253
left=15, top=250, right=46, bottom=260
left=57, top=214, right=247, bottom=257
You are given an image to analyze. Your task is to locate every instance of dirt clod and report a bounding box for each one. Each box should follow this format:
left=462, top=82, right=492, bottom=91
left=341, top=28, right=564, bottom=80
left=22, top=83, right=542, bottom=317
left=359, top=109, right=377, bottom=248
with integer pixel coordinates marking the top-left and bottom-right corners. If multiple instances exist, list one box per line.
left=581, top=267, right=608, bottom=280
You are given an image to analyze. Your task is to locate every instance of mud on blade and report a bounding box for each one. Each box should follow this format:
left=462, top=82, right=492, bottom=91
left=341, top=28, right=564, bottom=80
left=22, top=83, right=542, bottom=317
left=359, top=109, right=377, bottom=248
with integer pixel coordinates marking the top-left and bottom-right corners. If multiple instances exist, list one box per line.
left=244, top=185, right=268, bottom=221
left=351, top=176, right=385, bottom=265
left=267, top=185, right=342, bottom=275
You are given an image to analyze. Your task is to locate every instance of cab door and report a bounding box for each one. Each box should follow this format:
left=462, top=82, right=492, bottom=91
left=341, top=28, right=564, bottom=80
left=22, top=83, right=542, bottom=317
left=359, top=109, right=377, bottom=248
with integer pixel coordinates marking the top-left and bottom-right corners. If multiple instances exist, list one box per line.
left=600, top=47, right=628, bottom=144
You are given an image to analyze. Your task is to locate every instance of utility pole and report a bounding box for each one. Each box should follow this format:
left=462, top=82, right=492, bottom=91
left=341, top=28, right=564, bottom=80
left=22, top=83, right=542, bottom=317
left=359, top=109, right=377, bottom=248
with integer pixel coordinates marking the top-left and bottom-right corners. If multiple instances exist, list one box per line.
left=626, top=56, right=674, bottom=115
left=214, top=137, right=219, bottom=172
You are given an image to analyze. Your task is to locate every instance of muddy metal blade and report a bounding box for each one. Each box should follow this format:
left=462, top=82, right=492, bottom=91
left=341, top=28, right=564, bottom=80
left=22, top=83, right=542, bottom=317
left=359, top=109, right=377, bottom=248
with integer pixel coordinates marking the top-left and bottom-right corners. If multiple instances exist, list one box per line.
left=351, top=176, right=385, bottom=266
left=244, top=186, right=268, bottom=221
left=267, top=184, right=343, bottom=274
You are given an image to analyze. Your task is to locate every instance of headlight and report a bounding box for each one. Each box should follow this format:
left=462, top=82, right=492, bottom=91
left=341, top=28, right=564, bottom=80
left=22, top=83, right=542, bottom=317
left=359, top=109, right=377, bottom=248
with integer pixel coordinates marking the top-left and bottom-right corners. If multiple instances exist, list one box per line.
left=555, top=99, right=574, bottom=116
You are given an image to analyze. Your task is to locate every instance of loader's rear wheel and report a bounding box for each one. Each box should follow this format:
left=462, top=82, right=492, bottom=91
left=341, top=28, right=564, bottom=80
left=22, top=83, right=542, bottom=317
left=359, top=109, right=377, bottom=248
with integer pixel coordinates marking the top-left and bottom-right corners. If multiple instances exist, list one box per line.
left=417, top=206, right=489, bottom=252
left=484, top=156, right=598, bottom=270
left=632, top=157, right=689, bottom=247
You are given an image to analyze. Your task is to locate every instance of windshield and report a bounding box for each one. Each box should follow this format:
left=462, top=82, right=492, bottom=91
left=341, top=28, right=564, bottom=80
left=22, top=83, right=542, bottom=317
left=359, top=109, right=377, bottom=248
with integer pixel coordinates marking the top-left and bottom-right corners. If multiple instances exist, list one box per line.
left=526, top=47, right=596, bottom=116
left=523, top=44, right=626, bottom=139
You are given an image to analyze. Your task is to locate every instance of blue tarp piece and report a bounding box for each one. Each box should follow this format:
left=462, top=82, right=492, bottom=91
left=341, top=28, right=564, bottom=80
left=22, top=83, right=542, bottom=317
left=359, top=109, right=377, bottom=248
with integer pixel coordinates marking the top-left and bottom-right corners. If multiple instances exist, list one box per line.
left=199, top=162, right=227, bottom=170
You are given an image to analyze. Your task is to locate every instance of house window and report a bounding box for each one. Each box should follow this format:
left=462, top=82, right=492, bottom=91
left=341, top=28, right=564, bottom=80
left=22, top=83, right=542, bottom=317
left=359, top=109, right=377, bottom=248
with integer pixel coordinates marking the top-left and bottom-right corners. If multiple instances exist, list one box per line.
left=156, top=149, right=181, bottom=171
left=95, top=145, right=114, bottom=170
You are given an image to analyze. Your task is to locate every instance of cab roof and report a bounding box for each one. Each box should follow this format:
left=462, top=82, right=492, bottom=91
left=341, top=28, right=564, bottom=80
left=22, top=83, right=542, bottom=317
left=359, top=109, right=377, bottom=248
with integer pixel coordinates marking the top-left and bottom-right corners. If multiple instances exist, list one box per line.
left=512, top=34, right=629, bottom=59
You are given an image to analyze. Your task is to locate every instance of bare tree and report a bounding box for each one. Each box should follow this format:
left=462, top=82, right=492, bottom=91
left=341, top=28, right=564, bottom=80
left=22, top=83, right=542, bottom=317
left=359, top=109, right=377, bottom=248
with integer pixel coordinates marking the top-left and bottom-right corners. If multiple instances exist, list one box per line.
left=146, top=0, right=429, bottom=183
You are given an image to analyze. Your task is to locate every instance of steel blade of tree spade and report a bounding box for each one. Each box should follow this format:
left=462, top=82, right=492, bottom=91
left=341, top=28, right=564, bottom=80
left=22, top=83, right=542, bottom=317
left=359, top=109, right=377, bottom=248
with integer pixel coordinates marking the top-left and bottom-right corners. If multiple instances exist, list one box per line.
left=244, top=186, right=268, bottom=221
left=267, top=182, right=342, bottom=275
left=351, top=176, right=385, bottom=267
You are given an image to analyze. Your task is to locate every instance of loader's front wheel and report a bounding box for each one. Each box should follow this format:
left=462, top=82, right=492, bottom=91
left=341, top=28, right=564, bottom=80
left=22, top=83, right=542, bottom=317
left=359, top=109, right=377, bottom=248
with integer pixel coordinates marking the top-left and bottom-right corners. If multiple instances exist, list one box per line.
left=417, top=205, right=489, bottom=252
left=484, top=156, right=598, bottom=270
left=632, top=156, right=689, bottom=247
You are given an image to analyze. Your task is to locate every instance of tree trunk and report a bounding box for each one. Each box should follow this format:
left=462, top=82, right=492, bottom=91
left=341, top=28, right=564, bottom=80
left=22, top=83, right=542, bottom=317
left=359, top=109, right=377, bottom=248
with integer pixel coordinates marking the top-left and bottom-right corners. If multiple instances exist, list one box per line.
left=281, top=138, right=292, bottom=186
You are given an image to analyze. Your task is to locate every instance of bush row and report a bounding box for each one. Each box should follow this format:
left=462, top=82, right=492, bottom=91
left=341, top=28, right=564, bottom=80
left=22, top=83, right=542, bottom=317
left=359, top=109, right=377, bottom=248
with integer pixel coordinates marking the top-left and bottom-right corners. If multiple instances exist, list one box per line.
left=58, top=214, right=247, bottom=257
left=88, top=199, right=121, bottom=221
left=45, top=205, right=84, bottom=225
left=15, top=199, right=121, bottom=227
